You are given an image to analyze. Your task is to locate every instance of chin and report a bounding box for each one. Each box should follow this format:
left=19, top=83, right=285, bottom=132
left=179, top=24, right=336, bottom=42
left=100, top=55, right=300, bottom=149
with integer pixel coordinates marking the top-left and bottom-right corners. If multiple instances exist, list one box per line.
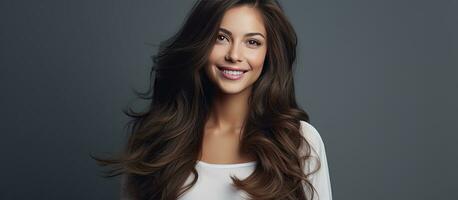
left=215, top=82, right=253, bottom=95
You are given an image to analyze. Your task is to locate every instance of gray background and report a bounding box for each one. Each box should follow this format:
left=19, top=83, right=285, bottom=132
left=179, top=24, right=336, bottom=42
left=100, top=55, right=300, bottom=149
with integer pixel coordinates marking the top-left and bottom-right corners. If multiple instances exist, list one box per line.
left=1, top=0, right=457, bottom=199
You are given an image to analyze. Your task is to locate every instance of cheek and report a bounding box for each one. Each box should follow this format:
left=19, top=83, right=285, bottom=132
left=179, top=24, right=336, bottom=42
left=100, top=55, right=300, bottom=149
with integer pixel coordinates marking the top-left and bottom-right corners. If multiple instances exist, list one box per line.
left=246, top=50, right=267, bottom=70
left=206, top=46, right=227, bottom=81
left=208, top=45, right=226, bottom=63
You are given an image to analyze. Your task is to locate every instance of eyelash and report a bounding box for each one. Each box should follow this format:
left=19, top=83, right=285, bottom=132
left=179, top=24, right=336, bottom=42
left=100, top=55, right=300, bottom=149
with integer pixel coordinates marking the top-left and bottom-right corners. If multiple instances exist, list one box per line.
left=216, top=34, right=262, bottom=47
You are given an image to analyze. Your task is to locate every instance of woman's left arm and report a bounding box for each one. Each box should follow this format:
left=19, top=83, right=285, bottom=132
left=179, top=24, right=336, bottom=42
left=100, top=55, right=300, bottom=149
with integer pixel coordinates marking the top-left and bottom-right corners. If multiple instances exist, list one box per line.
left=300, top=121, right=333, bottom=200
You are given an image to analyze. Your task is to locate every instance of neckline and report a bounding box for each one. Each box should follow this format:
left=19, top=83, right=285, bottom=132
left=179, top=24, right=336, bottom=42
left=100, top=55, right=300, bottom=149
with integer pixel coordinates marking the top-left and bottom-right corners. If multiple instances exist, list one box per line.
left=196, top=160, right=257, bottom=168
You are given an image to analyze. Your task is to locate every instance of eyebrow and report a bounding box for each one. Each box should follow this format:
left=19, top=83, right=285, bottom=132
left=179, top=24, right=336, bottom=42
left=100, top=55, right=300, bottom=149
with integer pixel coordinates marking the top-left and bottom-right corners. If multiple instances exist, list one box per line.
left=219, top=27, right=265, bottom=39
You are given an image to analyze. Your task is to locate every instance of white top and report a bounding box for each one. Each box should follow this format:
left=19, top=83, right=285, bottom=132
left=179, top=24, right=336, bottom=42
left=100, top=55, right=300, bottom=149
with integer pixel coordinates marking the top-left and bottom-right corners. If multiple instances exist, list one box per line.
left=121, top=120, right=333, bottom=200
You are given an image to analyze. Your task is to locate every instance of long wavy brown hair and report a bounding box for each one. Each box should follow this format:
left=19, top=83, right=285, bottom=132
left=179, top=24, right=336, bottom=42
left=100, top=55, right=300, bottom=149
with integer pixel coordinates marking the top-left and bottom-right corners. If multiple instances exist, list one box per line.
left=92, top=0, right=321, bottom=199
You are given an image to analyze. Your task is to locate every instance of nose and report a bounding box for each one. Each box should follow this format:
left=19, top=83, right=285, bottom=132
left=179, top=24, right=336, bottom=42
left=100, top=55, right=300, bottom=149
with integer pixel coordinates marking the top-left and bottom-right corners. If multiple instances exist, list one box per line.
left=225, top=42, right=243, bottom=63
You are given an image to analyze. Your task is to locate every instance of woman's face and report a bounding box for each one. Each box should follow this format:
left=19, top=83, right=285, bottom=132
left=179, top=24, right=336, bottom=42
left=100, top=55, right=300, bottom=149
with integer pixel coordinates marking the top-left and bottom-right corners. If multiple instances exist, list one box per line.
left=205, top=5, right=267, bottom=95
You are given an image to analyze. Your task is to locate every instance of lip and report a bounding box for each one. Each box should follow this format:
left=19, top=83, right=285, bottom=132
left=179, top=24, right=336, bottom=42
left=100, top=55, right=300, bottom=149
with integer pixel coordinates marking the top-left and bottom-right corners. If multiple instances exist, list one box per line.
left=217, top=65, right=247, bottom=80
left=216, top=65, right=249, bottom=73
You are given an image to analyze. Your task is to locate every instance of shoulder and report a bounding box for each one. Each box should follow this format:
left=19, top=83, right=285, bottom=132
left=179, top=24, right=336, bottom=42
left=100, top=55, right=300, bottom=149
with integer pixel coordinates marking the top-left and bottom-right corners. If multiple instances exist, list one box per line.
left=299, top=120, right=325, bottom=153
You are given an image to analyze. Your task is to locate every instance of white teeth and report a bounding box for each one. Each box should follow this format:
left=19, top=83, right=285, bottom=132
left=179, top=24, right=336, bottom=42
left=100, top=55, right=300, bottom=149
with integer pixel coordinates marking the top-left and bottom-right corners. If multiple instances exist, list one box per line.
left=223, top=70, right=243, bottom=75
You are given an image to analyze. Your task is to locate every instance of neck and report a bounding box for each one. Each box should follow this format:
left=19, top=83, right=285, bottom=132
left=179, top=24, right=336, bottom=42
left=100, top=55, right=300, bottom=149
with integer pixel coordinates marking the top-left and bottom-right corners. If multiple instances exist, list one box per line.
left=206, top=86, right=252, bottom=133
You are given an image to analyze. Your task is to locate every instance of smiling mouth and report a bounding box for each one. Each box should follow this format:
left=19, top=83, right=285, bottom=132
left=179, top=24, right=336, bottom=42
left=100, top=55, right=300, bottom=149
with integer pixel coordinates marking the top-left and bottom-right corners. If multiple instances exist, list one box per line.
left=216, top=65, right=248, bottom=80
left=216, top=66, right=249, bottom=73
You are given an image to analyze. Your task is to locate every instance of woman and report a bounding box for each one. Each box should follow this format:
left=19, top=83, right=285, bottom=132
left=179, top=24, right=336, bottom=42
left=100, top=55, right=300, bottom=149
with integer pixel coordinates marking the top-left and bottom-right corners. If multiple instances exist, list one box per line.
left=93, top=0, right=333, bottom=199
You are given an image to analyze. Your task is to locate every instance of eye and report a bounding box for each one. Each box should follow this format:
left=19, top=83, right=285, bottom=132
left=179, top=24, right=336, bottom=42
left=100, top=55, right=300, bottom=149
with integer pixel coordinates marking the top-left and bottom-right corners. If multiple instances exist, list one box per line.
left=216, top=34, right=228, bottom=43
left=247, top=39, right=261, bottom=47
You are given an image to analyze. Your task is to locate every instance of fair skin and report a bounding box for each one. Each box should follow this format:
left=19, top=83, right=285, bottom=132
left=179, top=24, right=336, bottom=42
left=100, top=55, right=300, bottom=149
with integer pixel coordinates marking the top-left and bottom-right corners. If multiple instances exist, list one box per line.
left=200, top=5, right=267, bottom=164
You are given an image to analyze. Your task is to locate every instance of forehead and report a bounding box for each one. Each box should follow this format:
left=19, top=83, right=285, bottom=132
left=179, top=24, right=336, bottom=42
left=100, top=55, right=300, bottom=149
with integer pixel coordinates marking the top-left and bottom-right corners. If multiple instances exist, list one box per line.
left=219, top=5, right=266, bottom=36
